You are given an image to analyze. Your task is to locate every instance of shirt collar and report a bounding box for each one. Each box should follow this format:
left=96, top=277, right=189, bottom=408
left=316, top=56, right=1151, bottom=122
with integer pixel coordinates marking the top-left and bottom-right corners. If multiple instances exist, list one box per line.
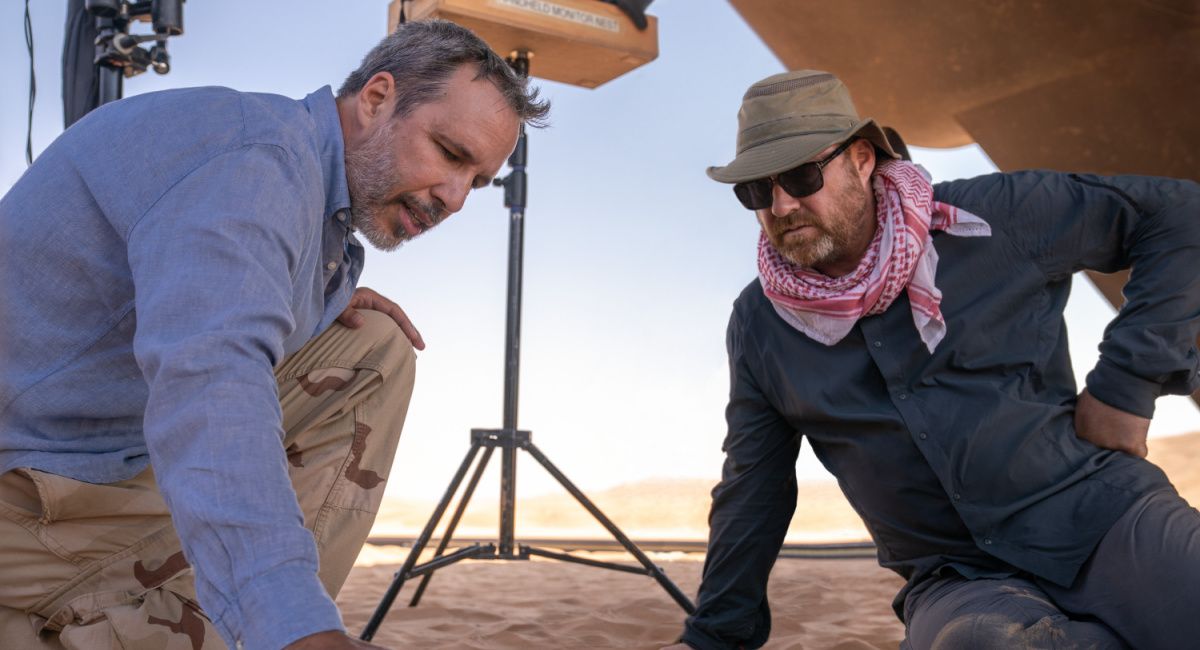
left=301, top=86, right=351, bottom=220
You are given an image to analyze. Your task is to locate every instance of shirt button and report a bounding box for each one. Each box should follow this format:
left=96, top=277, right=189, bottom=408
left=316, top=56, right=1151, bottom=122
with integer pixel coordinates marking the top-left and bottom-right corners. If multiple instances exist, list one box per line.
left=984, top=538, right=993, bottom=545
left=873, top=340, right=882, bottom=348
left=953, top=492, right=961, bottom=500
left=898, top=393, right=908, bottom=400
left=326, top=261, right=337, bottom=271
left=337, top=211, right=347, bottom=223
left=918, top=432, right=928, bottom=440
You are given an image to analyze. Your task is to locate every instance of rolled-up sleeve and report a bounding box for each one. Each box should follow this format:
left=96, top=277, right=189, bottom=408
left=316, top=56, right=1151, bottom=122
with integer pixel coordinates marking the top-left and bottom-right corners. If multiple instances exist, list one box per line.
left=939, top=171, right=1200, bottom=419
left=1074, top=175, right=1200, bottom=417
left=682, top=310, right=801, bottom=650
left=127, top=145, right=342, bottom=649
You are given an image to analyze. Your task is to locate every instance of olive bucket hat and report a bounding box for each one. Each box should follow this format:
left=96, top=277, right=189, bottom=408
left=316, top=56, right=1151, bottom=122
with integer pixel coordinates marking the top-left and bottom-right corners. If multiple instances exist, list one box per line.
left=707, top=70, right=899, bottom=184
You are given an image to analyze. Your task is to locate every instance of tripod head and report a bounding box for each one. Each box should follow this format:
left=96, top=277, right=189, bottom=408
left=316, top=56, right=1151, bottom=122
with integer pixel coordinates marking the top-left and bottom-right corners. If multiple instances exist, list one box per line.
left=86, top=0, right=184, bottom=78
left=492, top=52, right=530, bottom=213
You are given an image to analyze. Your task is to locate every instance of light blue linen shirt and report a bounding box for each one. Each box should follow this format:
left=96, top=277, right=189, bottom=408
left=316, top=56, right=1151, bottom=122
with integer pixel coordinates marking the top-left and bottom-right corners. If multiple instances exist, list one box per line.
left=0, top=85, right=365, bottom=649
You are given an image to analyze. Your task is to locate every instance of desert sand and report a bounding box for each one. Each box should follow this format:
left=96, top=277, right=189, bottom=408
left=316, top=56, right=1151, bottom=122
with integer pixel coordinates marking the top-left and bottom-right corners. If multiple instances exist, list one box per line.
left=339, top=431, right=1199, bottom=648
left=1147, top=430, right=1200, bottom=503
left=338, top=556, right=905, bottom=649
left=342, top=476, right=892, bottom=648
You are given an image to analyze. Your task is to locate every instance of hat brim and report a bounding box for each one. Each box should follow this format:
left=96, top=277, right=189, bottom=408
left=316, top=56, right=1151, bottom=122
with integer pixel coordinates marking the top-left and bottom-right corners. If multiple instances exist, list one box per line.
left=706, top=119, right=899, bottom=184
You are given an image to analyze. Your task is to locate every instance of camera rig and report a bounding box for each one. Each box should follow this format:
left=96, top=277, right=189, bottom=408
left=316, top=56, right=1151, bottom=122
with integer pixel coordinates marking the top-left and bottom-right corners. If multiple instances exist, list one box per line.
left=83, top=0, right=185, bottom=106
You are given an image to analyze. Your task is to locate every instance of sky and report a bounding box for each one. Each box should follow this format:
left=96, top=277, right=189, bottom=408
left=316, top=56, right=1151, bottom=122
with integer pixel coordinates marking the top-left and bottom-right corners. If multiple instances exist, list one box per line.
left=3, top=0, right=1197, bottom=503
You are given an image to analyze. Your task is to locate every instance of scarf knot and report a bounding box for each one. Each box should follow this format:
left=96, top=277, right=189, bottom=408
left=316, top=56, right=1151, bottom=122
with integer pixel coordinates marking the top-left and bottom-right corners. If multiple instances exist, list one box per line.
left=758, top=160, right=991, bottom=352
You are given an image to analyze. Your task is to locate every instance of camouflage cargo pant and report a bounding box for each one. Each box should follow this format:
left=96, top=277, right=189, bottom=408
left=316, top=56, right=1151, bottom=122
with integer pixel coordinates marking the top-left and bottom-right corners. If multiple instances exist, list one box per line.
left=0, top=310, right=416, bottom=649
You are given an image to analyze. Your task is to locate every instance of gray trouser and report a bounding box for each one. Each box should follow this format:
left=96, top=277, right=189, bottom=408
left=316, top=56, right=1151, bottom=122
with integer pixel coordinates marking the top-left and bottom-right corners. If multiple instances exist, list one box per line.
left=901, top=488, right=1200, bottom=650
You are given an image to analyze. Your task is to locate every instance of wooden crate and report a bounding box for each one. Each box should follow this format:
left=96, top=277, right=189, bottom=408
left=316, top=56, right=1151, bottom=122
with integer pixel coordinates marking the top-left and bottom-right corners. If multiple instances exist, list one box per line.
left=388, top=0, right=658, bottom=88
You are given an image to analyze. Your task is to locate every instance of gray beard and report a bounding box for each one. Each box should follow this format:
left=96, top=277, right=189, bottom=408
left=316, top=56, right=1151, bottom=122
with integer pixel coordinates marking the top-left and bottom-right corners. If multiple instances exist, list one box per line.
left=782, top=229, right=836, bottom=268
left=775, top=176, right=872, bottom=271
left=345, top=120, right=404, bottom=252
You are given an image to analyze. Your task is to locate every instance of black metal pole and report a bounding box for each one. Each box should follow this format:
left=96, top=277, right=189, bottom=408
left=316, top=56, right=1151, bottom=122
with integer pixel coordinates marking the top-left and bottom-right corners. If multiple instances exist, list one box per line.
left=498, top=51, right=530, bottom=558
left=523, top=441, right=697, bottom=614
left=97, top=66, right=123, bottom=106
left=360, top=441, right=484, bottom=640
left=408, top=443, right=498, bottom=606
left=94, top=15, right=124, bottom=107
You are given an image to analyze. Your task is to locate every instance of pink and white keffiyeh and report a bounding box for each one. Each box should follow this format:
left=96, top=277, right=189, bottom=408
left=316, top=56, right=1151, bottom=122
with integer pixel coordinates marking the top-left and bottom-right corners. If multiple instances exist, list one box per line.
left=758, top=159, right=991, bottom=352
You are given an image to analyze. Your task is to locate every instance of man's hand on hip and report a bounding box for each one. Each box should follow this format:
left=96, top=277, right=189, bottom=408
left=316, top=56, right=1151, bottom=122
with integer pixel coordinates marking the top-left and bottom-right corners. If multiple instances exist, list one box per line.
left=1074, top=388, right=1150, bottom=458
left=283, top=630, right=390, bottom=650
left=337, top=287, right=425, bottom=350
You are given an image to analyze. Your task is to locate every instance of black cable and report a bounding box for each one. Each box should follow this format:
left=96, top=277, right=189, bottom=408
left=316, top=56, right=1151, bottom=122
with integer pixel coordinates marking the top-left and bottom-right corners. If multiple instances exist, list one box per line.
left=25, top=0, right=37, bottom=166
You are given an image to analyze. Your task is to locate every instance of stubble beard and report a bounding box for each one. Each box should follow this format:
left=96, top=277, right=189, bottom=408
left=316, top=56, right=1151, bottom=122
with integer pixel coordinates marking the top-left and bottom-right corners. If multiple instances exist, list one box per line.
left=345, top=119, right=446, bottom=252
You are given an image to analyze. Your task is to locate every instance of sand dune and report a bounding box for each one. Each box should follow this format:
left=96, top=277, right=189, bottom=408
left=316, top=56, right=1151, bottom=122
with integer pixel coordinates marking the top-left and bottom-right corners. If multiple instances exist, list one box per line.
left=372, top=429, right=1200, bottom=543
left=371, top=478, right=869, bottom=543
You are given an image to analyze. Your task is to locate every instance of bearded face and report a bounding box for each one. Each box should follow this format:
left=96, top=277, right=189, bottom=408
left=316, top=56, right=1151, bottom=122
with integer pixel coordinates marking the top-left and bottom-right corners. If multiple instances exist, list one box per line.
left=758, top=155, right=875, bottom=272
left=340, top=65, right=521, bottom=253
left=344, top=118, right=446, bottom=252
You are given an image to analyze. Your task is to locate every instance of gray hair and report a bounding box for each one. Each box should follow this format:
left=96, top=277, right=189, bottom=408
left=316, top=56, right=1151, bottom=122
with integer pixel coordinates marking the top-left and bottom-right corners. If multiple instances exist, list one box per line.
left=337, top=19, right=550, bottom=127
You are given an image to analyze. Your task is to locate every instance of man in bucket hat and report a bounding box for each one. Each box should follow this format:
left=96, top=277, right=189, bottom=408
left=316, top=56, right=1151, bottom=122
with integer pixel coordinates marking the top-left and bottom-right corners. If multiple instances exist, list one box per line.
left=669, top=70, right=1200, bottom=649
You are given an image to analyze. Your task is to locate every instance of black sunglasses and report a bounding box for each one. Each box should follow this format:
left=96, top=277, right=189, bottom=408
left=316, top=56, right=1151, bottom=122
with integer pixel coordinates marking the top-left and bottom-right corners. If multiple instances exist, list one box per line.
left=732, top=138, right=856, bottom=210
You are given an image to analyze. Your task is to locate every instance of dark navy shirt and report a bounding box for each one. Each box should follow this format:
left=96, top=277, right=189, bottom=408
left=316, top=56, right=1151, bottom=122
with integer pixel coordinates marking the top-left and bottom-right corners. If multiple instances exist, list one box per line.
left=683, top=171, right=1200, bottom=650
left=1, top=86, right=364, bottom=649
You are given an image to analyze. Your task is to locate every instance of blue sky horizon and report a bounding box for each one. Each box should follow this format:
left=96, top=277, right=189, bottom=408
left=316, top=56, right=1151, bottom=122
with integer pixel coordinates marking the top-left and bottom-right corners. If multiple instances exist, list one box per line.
left=3, top=0, right=1196, bottom=501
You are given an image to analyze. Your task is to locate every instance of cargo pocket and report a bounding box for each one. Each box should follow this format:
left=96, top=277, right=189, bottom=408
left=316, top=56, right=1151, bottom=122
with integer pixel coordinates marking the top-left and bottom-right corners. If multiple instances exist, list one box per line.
left=1, top=468, right=216, bottom=649
left=17, top=467, right=173, bottom=565
left=43, top=569, right=222, bottom=650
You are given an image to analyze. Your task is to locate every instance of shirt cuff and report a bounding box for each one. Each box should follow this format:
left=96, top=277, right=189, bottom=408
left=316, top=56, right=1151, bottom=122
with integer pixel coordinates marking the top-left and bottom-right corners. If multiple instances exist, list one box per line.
left=1085, top=357, right=1161, bottom=419
left=213, top=563, right=344, bottom=650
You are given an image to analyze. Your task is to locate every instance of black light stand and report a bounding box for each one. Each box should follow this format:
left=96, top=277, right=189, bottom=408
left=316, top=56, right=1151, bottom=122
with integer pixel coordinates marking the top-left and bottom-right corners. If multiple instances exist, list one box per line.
left=360, top=52, right=696, bottom=641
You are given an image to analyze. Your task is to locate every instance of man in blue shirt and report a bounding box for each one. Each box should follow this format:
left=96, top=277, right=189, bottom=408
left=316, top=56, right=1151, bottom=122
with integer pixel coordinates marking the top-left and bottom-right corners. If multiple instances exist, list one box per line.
left=0, top=20, right=548, bottom=650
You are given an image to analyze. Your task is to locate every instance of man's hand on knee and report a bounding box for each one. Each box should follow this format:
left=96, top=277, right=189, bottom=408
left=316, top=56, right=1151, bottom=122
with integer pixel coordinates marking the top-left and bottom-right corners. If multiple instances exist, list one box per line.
left=1074, top=388, right=1150, bottom=458
left=337, top=286, right=425, bottom=350
left=284, top=630, right=390, bottom=650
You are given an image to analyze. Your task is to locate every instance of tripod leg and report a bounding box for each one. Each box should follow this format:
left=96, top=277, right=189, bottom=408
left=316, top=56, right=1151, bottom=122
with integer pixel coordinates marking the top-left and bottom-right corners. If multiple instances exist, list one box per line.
left=409, top=445, right=497, bottom=606
left=360, top=441, right=484, bottom=641
left=523, top=441, right=697, bottom=615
